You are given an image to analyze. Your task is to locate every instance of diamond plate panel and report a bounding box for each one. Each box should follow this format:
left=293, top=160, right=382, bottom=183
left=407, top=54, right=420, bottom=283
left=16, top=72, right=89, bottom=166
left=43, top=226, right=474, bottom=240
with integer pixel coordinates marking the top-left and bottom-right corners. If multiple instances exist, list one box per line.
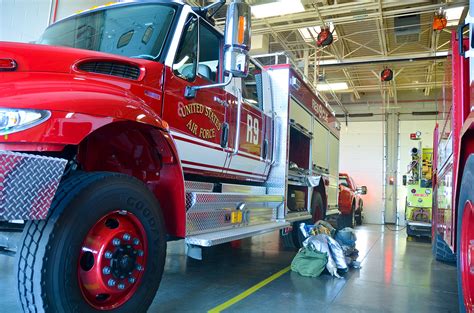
left=0, top=151, right=67, bottom=220
left=185, top=192, right=283, bottom=236
left=185, top=181, right=214, bottom=192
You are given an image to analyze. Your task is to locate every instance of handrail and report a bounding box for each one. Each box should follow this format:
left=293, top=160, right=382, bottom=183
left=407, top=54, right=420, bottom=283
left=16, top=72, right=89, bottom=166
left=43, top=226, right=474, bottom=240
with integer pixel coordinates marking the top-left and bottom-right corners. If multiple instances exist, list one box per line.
left=232, top=87, right=242, bottom=155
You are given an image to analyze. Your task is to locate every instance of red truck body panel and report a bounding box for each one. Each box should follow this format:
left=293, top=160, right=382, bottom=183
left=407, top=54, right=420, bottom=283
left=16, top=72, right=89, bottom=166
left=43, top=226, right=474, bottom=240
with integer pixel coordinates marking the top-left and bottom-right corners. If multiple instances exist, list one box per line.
left=433, top=33, right=471, bottom=251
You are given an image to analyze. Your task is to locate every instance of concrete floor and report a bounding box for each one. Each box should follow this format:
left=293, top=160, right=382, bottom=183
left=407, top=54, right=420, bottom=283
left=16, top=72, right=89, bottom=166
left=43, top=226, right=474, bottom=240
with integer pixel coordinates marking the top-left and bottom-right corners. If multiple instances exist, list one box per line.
left=0, top=225, right=459, bottom=312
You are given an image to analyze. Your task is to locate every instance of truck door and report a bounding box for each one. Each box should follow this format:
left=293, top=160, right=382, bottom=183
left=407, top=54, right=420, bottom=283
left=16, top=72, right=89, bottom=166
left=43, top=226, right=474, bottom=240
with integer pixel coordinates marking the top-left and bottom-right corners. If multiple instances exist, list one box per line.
left=225, top=62, right=271, bottom=182
left=163, top=14, right=229, bottom=177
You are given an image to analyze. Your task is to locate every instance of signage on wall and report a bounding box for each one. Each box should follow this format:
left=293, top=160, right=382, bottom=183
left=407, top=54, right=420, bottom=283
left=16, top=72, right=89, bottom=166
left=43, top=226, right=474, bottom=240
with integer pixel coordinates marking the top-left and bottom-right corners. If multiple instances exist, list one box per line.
left=410, top=131, right=422, bottom=140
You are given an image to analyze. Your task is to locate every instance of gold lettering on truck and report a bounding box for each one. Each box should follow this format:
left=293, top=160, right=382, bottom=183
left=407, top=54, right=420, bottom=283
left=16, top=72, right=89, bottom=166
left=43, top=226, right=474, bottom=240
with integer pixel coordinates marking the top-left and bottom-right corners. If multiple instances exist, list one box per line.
left=178, top=102, right=223, bottom=140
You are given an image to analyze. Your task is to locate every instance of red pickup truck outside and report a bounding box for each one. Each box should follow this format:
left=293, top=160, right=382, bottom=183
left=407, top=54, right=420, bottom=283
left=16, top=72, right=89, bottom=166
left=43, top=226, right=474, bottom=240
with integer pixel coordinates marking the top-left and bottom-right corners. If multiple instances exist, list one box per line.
left=338, top=173, right=367, bottom=227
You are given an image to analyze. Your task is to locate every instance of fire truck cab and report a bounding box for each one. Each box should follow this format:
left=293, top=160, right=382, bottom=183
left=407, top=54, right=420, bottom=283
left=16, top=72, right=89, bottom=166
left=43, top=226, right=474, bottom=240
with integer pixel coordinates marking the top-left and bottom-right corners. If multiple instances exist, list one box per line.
left=0, top=1, right=339, bottom=311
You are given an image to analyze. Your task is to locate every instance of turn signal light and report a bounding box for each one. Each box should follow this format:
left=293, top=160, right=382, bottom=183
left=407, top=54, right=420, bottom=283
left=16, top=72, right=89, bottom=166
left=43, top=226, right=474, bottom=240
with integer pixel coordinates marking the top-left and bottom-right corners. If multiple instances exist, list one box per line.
left=0, top=58, right=17, bottom=71
left=238, top=16, right=245, bottom=45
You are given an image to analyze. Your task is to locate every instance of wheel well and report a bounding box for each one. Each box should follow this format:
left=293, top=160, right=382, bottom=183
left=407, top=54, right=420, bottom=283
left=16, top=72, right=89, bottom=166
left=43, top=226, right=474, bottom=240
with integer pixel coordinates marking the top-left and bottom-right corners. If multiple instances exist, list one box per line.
left=456, top=128, right=474, bottom=251
left=71, top=121, right=185, bottom=237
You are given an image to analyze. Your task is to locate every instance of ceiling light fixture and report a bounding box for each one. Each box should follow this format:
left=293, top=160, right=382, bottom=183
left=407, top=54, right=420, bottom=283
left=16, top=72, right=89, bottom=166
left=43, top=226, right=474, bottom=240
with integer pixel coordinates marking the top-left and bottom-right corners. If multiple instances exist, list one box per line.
left=316, top=82, right=348, bottom=91
left=252, top=0, right=305, bottom=19
left=445, top=6, right=464, bottom=26
left=298, top=22, right=337, bottom=43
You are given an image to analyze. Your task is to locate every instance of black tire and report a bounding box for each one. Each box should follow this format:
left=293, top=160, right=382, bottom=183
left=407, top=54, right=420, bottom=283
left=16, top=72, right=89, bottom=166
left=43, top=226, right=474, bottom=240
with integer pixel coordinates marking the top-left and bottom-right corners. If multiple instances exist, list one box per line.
left=16, top=172, right=167, bottom=313
left=311, top=191, right=325, bottom=223
left=338, top=204, right=355, bottom=229
left=280, top=221, right=306, bottom=249
left=432, top=233, right=456, bottom=263
left=456, top=155, right=474, bottom=313
left=281, top=191, right=325, bottom=249
left=355, top=211, right=362, bottom=226
left=355, top=202, right=363, bottom=225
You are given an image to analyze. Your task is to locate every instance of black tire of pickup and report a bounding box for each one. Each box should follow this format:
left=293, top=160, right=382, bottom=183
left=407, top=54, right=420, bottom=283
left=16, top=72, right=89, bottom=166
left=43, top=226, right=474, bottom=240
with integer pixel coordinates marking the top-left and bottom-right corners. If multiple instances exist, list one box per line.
left=355, top=202, right=363, bottom=226
left=338, top=204, right=356, bottom=229
left=16, top=172, right=167, bottom=313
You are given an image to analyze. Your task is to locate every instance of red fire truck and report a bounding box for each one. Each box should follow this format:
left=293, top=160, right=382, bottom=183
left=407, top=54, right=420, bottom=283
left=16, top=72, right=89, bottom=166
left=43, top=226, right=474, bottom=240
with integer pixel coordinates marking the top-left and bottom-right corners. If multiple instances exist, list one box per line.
left=0, top=1, right=340, bottom=311
left=432, top=12, right=474, bottom=311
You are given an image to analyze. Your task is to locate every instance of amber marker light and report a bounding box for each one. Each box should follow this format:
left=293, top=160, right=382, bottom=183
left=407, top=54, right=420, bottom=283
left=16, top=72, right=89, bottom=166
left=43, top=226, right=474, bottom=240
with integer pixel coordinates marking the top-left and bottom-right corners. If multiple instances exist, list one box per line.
left=238, top=16, right=245, bottom=45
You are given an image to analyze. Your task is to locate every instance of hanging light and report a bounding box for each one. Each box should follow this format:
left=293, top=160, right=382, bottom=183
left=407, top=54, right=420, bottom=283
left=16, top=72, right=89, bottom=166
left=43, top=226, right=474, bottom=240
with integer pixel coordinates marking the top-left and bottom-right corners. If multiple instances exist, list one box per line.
left=317, top=27, right=333, bottom=47
left=433, top=8, right=447, bottom=31
left=381, top=68, right=393, bottom=82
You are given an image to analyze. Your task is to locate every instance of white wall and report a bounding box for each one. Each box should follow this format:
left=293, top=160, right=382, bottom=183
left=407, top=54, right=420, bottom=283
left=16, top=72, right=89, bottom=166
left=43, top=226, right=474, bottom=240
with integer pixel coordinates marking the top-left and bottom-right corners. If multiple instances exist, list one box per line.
left=0, top=0, right=51, bottom=42
left=339, top=121, right=384, bottom=224
left=397, top=120, right=436, bottom=226
left=0, top=0, right=111, bottom=43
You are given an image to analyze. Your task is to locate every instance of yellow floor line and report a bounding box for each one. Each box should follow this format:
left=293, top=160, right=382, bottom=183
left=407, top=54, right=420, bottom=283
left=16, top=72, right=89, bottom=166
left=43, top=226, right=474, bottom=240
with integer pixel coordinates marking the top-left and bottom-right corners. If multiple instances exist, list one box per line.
left=207, top=265, right=291, bottom=313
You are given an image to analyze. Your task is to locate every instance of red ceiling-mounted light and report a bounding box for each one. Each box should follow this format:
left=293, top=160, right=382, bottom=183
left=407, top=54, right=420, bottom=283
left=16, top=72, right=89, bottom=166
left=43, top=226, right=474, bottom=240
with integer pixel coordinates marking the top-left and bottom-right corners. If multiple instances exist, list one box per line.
left=317, top=27, right=333, bottom=47
left=380, top=68, right=393, bottom=82
left=0, top=58, right=17, bottom=71
left=433, top=8, right=447, bottom=31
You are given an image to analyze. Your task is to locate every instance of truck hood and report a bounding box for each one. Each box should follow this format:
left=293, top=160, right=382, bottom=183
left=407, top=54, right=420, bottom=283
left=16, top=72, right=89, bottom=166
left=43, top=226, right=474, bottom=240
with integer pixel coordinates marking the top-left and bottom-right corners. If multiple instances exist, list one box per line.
left=0, top=41, right=147, bottom=75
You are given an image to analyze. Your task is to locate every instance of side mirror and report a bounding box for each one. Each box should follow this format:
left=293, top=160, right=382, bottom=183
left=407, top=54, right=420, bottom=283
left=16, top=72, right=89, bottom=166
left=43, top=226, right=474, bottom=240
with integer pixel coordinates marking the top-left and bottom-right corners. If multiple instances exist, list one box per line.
left=184, top=0, right=251, bottom=99
left=357, top=186, right=367, bottom=195
left=224, top=0, right=251, bottom=78
left=402, top=175, right=407, bottom=186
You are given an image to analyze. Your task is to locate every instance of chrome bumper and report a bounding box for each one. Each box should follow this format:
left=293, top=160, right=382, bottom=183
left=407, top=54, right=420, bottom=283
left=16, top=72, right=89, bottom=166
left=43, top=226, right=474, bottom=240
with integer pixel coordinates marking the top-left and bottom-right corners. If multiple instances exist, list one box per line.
left=0, top=151, right=67, bottom=220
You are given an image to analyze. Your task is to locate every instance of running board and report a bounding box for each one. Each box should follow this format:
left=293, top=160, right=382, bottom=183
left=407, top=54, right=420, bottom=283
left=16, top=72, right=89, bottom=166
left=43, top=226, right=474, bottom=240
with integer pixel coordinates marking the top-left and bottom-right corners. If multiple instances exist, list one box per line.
left=185, top=221, right=290, bottom=247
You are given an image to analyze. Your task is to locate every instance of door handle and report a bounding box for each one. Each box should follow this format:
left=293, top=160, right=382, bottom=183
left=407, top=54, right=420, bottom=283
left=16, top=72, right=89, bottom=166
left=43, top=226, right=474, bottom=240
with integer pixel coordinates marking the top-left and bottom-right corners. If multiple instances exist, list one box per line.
left=458, top=23, right=469, bottom=57
left=231, top=88, right=242, bottom=155
left=262, top=139, right=268, bottom=160
left=221, top=122, right=229, bottom=148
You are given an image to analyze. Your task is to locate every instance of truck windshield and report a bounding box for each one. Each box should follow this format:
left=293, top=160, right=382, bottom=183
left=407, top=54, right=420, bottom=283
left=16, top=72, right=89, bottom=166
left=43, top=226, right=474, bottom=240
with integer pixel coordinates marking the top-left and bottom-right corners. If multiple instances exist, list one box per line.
left=38, top=4, right=176, bottom=60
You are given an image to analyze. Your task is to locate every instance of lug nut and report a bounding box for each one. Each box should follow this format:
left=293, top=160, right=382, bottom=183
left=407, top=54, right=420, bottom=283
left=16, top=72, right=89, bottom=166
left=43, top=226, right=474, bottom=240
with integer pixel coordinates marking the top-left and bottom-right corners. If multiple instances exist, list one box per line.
left=102, top=267, right=111, bottom=275
left=136, top=264, right=143, bottom=271
left=108, top=279, right=116, bottom=287
left=123, top=233, right=131, bottom=241
left=137, top=250, right=144, bottom=257
left=129, top=277, right=136, bottom=284
left=112, top=238, right=121, bottom=246
left=118, top=283, right=126, bottom=290
left=133, top=238, right=140, bottom=246
left=104, top=251, right=113, bottom=259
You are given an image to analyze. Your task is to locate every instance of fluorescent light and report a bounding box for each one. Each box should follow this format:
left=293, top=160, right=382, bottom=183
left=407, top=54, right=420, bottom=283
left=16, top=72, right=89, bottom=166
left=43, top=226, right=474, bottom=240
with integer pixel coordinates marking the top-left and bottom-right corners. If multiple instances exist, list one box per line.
left=446, top=6, right=464, bottom=26
left=252, top=0, right=305, bottom=19
left=316, top=82, right=348, bottom=91
left=298, top=22, right=337, bottom=43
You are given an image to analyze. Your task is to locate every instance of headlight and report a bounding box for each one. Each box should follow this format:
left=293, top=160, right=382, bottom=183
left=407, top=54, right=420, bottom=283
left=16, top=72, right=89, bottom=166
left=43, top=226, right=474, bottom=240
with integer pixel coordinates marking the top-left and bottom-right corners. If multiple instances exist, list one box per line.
left=425, top=189, right=431, bottom=195
left=0, top=109, right=51, bottom=135
left=418, top=198, right=423, bottom=203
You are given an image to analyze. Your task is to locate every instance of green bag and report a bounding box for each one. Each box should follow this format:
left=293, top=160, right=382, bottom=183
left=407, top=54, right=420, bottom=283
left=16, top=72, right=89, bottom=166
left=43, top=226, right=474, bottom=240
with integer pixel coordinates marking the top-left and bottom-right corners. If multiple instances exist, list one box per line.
left=291, top=247, right=328, bottom=277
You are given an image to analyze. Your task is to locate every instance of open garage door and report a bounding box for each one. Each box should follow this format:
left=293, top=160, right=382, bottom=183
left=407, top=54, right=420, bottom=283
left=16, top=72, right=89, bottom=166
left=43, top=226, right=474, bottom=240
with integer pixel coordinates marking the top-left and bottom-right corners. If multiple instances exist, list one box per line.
left=339, top=121, right=384, bottom=224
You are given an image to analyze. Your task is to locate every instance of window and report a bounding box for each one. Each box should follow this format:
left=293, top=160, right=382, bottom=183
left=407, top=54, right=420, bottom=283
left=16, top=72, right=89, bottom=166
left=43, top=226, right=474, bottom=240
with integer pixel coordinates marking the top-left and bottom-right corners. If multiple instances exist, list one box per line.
left=173, top=16, right=198, bottom=81
left=39, top=4, right=176, bottom=60
left=243, top=61, right=264, bottom=109
left=339, top=177, right=349, bottom=188
left=198, top=21, right=221, bottom=82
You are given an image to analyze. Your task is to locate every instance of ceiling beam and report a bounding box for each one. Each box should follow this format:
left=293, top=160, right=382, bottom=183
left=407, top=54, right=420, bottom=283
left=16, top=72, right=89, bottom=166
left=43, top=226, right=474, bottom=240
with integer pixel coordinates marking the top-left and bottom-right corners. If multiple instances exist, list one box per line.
left=242, top=3, right=466, bottom=36
left=317, top=51, right=448, bottom=67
